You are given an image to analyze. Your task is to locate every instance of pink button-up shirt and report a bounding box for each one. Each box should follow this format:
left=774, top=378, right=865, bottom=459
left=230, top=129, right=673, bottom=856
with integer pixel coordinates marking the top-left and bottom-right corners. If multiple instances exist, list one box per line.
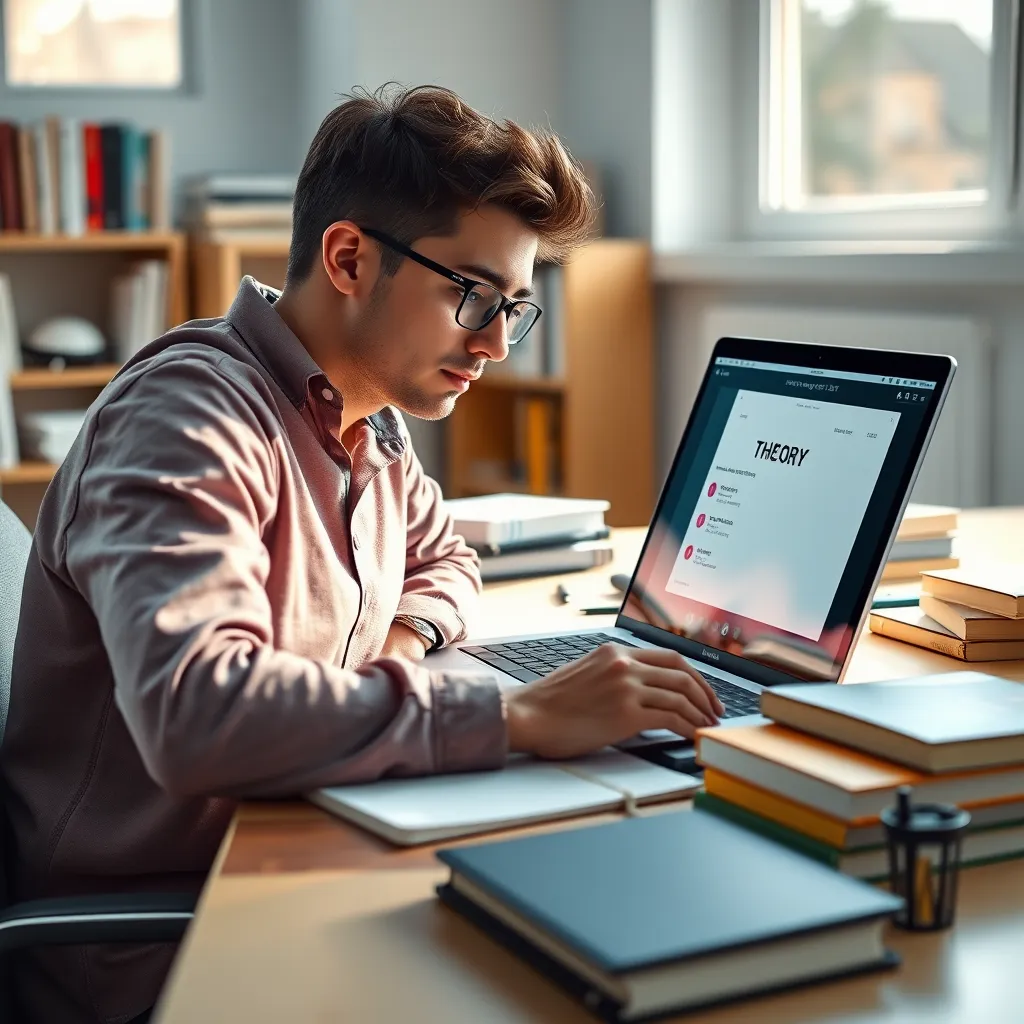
left=2, top=277, right=505, bottom=1023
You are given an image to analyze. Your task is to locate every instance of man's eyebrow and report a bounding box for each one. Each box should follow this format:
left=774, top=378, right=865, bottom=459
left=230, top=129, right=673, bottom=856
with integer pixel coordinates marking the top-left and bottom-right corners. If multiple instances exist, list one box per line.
left=455, top=264, right=534, bottom=299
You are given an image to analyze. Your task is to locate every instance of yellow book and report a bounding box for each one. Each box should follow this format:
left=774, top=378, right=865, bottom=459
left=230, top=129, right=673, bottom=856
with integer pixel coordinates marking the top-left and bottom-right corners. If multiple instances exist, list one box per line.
left=702, top=769, right=881, bottom=849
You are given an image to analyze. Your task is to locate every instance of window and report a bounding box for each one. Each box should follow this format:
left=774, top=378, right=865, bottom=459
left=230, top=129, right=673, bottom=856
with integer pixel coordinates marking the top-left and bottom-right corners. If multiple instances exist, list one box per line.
left=764, top=0, right=994, bottom=212
left=3, top=0, right=181, bottom=88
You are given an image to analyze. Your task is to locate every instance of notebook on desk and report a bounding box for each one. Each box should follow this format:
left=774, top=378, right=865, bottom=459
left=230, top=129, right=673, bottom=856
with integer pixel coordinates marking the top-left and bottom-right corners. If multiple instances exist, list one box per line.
left=436, top=811, right=902, bottom=1022
left=308, top=750, right=700, bottom=846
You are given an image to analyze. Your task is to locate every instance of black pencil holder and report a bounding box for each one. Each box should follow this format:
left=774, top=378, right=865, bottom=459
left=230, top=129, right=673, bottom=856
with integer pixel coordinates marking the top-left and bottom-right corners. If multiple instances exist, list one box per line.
left=881, top=785, right=971, bottom=931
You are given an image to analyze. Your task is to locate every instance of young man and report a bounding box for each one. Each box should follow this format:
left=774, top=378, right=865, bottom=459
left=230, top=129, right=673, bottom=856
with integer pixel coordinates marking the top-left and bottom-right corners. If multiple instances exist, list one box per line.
left=2, top=86, right=721, bottom=1023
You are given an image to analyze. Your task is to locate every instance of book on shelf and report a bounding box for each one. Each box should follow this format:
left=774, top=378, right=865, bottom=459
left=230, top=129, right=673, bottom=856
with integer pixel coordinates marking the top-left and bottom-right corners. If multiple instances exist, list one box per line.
left=435, top=812, right=901, bottom=1022
left=110, top=259, right=168, bottom=361
left=0, top=118, right=169, bottom=235
left=920, top=594, right=1024, bottom=642
left=702, top=767, right=1024, bottom=851
left=694, top=791, right=1024, bottom=881
left=186, top=173, right=295, bottom=238
left=308, top=749, right=699, bottom=846
left=868, top=606, right=1024, bottom=662
left=445, top=492, right=609, bottom=551
left=920, top=566, right=1024, bottom=620
left=760, top=672, right=1024, bottom=773
left=694, top=721, right=1024, bottom=822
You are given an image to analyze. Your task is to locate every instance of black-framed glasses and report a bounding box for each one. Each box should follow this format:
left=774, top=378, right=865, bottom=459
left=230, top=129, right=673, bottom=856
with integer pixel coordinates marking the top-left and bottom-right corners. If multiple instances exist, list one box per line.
left=361, top=228, right=542, bottom=345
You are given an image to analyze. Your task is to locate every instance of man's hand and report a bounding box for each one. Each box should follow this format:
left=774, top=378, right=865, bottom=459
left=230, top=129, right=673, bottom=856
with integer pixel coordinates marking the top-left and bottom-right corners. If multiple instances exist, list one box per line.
left=504, top=643, right=725, bottom=760
left=379, top=621, right=430, bottom=662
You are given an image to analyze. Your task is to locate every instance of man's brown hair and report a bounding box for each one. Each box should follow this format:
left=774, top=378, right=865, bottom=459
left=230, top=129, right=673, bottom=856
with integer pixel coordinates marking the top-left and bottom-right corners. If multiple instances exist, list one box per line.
left=287, top=84, right=597, bottom=284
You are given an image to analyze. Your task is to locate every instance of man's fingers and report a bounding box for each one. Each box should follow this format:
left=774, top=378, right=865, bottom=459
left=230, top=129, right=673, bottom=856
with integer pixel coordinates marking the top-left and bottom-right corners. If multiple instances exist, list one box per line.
left=634, top=707, right=699, bottom=741
left=635, top=664, right=719, bottom=723
left=626, top=646, right=725, bottom=716
left=639, top=686, right=716, bottom=730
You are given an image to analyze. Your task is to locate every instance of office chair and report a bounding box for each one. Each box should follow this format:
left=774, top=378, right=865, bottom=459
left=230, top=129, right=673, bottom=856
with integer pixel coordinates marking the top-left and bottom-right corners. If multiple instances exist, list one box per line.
left=0, top=499, right=195, bottom=1017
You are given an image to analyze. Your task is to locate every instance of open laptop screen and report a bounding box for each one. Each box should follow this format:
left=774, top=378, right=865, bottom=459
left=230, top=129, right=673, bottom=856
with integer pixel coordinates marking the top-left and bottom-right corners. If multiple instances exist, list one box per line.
left=619, top=338, right=954, bottom=687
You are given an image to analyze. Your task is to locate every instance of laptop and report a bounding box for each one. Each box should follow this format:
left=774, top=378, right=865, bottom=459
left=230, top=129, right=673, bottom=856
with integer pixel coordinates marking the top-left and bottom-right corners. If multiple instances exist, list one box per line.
left=425, top=337, right=956, bottom=773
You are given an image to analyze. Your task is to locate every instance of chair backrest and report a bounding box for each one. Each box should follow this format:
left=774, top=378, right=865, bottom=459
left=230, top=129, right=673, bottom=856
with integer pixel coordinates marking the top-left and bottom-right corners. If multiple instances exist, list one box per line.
left=0, top=500, right=31, bottom=749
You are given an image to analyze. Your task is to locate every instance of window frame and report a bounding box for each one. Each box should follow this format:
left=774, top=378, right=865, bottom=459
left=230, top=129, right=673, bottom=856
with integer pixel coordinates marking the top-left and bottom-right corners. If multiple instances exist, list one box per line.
left=742, top=0, right=1019, bottom=243
left=0, top=0, right=192, bottom=93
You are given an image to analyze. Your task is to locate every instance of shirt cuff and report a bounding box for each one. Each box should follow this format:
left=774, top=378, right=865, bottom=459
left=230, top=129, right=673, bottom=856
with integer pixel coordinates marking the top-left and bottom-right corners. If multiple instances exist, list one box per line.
left=393, top=614, right=443, bottom=652
left=395, top=594, right=469, bottom=646
left=432, top=672, right=508, bottom=773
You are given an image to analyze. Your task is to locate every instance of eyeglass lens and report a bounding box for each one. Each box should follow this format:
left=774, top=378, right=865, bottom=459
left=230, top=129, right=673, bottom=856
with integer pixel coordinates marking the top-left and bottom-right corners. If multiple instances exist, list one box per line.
left=457, top=284, right=539, bottom=344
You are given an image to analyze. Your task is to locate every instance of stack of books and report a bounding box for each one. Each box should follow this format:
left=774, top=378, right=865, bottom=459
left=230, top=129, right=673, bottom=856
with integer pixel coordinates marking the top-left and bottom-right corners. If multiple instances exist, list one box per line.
left=446, top=493, right=612, bottom=581
left=880, top=502, right=960, bottom=582
left=694, top=672, right=1024, bottom=883
left=185, top=174, right=294, bottom=242
left=0, top=118, right=168, bottom=234
left=870, top=568, right=1024, bottom=662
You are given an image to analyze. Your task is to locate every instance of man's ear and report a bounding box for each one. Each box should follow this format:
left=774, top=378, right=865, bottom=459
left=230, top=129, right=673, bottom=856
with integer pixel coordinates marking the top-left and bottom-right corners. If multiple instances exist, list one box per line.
left=321, top=221, right=380, bottom=297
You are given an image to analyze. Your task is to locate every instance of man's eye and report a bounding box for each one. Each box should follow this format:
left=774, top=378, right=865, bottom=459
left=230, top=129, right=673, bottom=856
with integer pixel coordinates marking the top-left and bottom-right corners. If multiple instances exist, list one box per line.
left=464, top=290, right=481, bottom=304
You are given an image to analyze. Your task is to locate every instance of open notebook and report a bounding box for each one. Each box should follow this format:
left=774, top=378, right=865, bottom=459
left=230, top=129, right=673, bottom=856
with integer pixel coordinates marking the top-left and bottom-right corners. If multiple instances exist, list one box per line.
left=308, top=750, right=701, bottom=846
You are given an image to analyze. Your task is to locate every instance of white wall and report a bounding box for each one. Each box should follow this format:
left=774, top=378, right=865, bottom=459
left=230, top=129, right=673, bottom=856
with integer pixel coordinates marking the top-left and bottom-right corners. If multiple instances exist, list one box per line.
left=561, top=0, right=653, bottom=238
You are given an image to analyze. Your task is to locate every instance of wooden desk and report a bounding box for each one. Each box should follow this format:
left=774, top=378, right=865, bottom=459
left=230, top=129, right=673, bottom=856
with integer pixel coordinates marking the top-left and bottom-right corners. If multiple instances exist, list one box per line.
left=156, top=508, right=1024, bottom=1023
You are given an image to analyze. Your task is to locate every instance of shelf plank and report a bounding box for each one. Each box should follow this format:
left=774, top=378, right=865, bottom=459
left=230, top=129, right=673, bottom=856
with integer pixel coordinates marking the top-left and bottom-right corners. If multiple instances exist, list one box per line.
left=0, top=231, right=183, bottom=253
left=10, top=364, right=120, bottom=390
left=476, top=374, right=565, bottom=393
left=0, top=461, right=58, bottom=485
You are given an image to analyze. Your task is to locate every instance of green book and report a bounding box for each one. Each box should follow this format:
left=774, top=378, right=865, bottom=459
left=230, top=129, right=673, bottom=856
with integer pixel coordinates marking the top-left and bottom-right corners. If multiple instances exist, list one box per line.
left=694, top=792, right=1024, bottom=880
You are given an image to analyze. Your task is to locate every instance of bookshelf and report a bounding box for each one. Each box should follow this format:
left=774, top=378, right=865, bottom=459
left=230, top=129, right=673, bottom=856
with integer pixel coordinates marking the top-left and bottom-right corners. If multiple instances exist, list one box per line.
left=191, top=235, right=290, bottom=318
left=446, top=239, right=655, bottom=527
left=0, top=230, right=188, bottom=527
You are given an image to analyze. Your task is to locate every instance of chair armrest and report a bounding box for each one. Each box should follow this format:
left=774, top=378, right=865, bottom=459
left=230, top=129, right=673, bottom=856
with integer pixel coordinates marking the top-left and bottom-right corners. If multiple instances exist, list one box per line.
left=0, top=891, right=196, bottom=953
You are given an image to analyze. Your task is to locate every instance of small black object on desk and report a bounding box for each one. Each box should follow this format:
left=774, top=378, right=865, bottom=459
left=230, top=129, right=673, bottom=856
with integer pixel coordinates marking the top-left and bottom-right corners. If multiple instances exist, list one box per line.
left=881, top=784, right=971, bottom=931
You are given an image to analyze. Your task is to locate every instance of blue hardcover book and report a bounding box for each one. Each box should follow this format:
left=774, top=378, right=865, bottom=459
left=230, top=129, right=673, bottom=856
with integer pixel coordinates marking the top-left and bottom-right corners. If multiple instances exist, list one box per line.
left=437, top=811, right=901, bottom=1022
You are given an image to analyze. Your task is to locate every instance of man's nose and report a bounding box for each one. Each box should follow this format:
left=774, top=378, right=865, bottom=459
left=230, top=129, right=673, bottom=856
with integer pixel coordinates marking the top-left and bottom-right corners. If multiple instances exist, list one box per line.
left=466, top=311, right=510, bottom=363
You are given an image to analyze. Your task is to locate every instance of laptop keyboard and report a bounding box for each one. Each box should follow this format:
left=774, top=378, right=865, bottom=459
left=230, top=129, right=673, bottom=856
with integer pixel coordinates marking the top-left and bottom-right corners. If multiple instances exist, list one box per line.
left=460, top=634, right=762, bottom=718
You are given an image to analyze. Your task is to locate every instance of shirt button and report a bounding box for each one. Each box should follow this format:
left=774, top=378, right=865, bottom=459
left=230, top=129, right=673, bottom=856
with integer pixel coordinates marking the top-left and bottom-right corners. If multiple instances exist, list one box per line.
left=352, top=533, right=361, bottom=550
left=321, top=388, right=334, bottom=402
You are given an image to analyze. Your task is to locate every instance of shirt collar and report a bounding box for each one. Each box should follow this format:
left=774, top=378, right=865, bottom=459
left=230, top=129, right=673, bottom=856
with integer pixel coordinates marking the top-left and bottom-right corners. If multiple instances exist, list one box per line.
left=225, top=276, right=406, bottom=452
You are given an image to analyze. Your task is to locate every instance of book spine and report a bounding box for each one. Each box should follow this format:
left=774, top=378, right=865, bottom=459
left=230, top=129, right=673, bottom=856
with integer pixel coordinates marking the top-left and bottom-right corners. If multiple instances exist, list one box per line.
left=0, top=123, right=22, bottom=231
left=83, top=124, right=105, bottom=231
left=17, top=125, right=39, bottom=234
left=702, top=768, right=852, bottom=848
left=44, top=117, right=62, bottom=232
left=868, top=613, right=966, bottom=658
left=32, top=122, right=55, bottom=235
left=100, top=125, right=124, bottom=230
left=58, top=118, right=85, bottom=236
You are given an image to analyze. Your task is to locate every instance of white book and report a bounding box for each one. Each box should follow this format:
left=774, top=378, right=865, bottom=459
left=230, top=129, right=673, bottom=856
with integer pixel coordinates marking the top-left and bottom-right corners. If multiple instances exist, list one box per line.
left=445, top=493, right=609, bottom=549
left=308, top=749, right=699, bottom=846
left=110, top=274, right=134, bottom=362
left=58, top=118, right=86, bottom=236
left=32, top=122, right=55, bottom=235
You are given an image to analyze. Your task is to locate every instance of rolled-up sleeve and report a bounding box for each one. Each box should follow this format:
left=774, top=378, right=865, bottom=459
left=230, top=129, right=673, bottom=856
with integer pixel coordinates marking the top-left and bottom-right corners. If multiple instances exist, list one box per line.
left=62, top=357, right=507, bottom=799
left=395, top=440, right=482, bottom=645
